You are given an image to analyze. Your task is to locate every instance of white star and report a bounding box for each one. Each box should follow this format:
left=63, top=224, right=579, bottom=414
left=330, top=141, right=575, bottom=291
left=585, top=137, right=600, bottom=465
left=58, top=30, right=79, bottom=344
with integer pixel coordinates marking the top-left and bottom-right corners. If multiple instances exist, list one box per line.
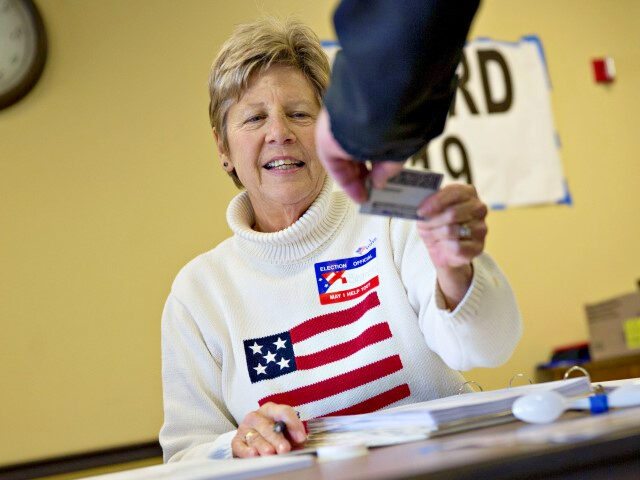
left=273, top=337, right=287, bottom=350
left=263, top=351, right=277, bottom=363
left=253, top=363, right=267, bottom=375
left=276, top=357, right=290, bottom=370
left=249, top=342, right=263, bottom=355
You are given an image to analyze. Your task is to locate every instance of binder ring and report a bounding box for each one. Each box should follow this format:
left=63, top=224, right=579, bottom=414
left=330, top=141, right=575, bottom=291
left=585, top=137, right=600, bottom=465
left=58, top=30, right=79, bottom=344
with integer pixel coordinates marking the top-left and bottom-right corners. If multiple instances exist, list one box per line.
left=508, top=373, right=533, bottom=388
left=458, top=380, right=484, bottom=394
left=563, top=365, right=591, bottom=381
left=563, top=365, right=598, bottom=392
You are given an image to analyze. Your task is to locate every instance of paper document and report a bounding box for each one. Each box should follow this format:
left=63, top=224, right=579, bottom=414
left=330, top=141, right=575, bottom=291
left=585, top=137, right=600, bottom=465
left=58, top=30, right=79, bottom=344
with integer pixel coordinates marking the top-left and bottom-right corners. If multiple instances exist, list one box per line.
left=305, top=377, right=592, bottom=447
left=595, top=377, right=640, bottom=393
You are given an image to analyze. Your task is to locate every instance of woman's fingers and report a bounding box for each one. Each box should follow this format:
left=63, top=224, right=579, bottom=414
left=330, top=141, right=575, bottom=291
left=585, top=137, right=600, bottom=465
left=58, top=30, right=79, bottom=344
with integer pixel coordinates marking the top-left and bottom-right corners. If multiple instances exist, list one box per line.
left=417, top=184, right=479, bottom=219
left=419, top=197, right=487, bottom=229
left=232, top=403, right=307, bottom=458
left=418, top=219, right=487, bottom=243
left=417, top=218, right=486, bottom=268
left=415, top=183, right=489, bottom=270
left=244, top=428, right=279, bottom=455
left=234, top=423, right=277, bottom=457
left=243, top=409, right=287, bottom=454
left=260, top=402, right=307, bottom=445
left=232, top=429, right=258, bottom=458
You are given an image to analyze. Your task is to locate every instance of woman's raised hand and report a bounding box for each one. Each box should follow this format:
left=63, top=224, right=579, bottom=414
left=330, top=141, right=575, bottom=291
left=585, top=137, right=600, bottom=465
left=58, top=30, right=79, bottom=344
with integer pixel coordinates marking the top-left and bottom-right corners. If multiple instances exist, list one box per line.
left=416, top=183, right=488, bottom=308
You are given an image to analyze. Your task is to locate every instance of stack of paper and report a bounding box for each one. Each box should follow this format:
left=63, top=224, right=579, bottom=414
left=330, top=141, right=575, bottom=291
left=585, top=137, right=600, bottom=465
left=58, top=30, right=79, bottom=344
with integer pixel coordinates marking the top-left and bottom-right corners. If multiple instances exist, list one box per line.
left=597, top=377, right=640, bottom=393
left=305, top=377, right=592, bottom=447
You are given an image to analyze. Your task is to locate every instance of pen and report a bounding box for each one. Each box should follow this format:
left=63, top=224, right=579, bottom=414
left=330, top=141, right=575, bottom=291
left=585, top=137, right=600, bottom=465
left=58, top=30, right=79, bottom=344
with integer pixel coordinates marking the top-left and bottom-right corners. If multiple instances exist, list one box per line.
left=273, top=420, right=287, bottom=434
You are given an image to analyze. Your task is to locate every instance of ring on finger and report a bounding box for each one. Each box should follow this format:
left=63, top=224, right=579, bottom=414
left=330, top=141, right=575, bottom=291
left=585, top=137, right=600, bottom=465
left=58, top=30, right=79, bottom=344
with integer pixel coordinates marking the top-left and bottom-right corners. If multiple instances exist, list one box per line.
left=244, top=430, right=258, bottom=444
left=458, top=223, right=472, bottom=240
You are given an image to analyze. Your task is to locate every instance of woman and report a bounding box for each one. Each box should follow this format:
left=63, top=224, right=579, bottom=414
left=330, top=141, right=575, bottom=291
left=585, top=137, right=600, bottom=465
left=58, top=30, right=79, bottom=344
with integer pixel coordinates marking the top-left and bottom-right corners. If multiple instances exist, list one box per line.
left=160, top=18, right=522, bottom=462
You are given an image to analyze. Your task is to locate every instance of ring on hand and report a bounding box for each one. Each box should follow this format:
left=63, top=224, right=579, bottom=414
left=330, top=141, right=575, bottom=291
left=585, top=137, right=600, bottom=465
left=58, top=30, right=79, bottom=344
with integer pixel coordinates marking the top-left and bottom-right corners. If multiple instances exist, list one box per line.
left=244, top=430, right=258, bottom=443
left=458, top=223, right=472, bottom=240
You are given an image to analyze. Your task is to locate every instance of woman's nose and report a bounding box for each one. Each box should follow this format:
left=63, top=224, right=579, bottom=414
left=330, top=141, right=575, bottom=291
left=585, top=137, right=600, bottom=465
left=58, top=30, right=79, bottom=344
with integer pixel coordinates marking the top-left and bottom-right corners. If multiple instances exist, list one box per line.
left=265, top=115, right=295, bottom=145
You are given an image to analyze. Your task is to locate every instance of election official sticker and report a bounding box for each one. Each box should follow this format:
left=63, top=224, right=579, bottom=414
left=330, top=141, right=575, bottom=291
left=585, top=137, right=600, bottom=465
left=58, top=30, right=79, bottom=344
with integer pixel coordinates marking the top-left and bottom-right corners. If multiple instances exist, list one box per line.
left=314, top=249, right=379, bottom=305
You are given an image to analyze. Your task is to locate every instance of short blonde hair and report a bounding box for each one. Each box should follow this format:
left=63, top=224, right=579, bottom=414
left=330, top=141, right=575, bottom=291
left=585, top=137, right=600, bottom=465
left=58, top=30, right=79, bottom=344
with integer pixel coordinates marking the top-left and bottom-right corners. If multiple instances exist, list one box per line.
left=208, top=18, right=330, bottom=188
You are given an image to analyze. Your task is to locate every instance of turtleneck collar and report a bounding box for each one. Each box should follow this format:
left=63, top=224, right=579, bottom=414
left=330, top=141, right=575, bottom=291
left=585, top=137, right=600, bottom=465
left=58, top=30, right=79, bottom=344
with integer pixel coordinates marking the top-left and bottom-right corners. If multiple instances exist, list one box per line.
left=226, top=176, right=350, bottom=264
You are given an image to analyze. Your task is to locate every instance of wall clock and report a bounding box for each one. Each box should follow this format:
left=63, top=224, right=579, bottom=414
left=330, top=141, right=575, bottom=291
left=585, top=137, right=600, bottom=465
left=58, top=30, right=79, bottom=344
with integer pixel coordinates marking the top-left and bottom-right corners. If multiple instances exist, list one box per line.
left=0, top=0, right=47, bottom=110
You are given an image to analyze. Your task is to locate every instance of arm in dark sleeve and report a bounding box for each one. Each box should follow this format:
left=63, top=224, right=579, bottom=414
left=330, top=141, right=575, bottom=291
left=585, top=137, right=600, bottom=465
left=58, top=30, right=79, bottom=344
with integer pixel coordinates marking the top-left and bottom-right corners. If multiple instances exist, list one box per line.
left=324, top=0, right=480, bottom=162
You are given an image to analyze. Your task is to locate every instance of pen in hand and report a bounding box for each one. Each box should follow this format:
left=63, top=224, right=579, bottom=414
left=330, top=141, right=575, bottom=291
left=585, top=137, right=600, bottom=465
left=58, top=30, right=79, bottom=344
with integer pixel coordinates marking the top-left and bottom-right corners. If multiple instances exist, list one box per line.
left=273, top=412, right=307, bottom=451
left=273, top=420, right=287, bottom=434
left=274, top=410, right=300, bottom=435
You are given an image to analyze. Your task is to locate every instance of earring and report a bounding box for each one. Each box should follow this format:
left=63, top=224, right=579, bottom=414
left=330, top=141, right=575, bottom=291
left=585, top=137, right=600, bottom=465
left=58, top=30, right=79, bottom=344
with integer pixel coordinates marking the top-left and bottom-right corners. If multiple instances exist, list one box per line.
left=223, top=162, right=228, bottom=167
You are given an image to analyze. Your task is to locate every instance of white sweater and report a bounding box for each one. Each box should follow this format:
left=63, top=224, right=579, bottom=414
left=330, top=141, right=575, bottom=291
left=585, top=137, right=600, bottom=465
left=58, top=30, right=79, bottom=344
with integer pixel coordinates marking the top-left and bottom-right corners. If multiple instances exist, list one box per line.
left=160, top=179, right=522, bottom=462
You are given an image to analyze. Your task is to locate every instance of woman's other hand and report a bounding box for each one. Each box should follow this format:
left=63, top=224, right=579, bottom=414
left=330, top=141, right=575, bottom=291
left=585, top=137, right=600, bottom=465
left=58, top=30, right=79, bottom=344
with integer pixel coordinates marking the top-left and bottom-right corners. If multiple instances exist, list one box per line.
left=416, top=184, right=488, bottom=309
left=232, top=403, right=307, bottom=458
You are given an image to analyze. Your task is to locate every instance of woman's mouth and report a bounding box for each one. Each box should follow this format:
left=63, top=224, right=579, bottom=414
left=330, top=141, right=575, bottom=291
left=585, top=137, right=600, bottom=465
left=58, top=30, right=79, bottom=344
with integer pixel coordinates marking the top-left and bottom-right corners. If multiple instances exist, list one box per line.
left=263, top=158, right=305, bottom=170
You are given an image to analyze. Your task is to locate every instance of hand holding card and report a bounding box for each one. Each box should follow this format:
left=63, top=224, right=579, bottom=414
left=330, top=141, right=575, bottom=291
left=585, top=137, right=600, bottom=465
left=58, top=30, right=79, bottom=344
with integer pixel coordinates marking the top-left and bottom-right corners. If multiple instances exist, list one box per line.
left=416, top=183, right=488, bottom=308
left=358, top=169, right=487, bottom=308
left=415, top=183, right=488, bottom=264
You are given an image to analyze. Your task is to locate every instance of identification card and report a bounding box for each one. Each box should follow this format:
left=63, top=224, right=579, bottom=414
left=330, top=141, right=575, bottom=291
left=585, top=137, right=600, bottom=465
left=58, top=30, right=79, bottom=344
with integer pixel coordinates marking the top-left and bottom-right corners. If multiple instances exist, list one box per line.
left=359, top=169, right=444, bottom=220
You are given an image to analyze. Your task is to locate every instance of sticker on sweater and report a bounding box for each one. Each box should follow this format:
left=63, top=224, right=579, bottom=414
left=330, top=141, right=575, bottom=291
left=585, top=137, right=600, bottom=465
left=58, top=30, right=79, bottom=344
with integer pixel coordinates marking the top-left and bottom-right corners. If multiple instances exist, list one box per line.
left=314, top=248, right=378, bottom=305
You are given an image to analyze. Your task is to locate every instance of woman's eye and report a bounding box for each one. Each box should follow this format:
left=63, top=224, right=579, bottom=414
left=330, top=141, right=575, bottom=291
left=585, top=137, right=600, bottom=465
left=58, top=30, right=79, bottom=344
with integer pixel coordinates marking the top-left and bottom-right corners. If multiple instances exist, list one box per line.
left=245, top=115, right=264, bottom=124
left=291, top=112, right=309, bottom=119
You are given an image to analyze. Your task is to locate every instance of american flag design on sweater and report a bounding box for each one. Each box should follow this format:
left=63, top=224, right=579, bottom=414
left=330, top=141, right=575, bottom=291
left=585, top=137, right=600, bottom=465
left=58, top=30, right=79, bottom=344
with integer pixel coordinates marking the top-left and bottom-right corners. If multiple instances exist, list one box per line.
left=242, top=291, right=411, bottom=416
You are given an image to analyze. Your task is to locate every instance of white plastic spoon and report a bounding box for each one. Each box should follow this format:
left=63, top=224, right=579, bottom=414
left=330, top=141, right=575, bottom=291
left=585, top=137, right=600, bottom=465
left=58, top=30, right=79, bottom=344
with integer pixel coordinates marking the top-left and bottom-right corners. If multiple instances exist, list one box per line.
left=512, top=390, right=567, bottom=424
left=512, top=384, right=640, bottom=424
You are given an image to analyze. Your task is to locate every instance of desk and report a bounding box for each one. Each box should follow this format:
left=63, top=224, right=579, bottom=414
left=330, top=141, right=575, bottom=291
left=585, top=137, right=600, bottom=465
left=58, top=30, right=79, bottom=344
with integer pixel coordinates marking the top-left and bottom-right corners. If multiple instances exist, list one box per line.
left=262, top=408, right=640, bottom=480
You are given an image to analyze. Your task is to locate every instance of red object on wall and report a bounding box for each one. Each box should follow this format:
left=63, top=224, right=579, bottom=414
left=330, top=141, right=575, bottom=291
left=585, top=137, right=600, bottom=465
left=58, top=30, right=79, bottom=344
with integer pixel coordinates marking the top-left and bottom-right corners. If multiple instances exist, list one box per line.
left=592, top=57, right=615, bottom=83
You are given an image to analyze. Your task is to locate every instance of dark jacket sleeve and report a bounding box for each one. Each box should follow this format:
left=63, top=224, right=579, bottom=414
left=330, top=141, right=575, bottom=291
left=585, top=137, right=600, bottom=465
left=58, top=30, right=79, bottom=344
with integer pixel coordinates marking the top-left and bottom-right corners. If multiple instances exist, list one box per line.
left=324, top=0, right=480, bottom=162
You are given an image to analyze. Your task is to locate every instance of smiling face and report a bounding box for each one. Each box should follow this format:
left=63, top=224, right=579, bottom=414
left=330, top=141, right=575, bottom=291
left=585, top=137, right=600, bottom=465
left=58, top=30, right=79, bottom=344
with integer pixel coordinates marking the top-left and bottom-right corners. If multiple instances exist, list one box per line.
left=216, top=65, right=327, bottom=230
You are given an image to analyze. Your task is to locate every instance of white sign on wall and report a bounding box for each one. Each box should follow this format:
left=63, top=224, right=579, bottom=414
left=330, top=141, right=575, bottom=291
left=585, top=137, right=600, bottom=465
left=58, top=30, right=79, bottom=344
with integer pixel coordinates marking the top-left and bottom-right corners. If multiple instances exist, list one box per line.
left=323, top=36, right=569, bottom=208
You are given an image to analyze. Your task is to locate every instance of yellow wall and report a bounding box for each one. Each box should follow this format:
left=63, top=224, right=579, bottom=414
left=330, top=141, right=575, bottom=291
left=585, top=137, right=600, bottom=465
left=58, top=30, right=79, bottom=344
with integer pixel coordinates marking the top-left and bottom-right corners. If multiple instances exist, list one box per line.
left=466, top=0, right=640, bottom=393
left=1, top=0, right=638, bottom=465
